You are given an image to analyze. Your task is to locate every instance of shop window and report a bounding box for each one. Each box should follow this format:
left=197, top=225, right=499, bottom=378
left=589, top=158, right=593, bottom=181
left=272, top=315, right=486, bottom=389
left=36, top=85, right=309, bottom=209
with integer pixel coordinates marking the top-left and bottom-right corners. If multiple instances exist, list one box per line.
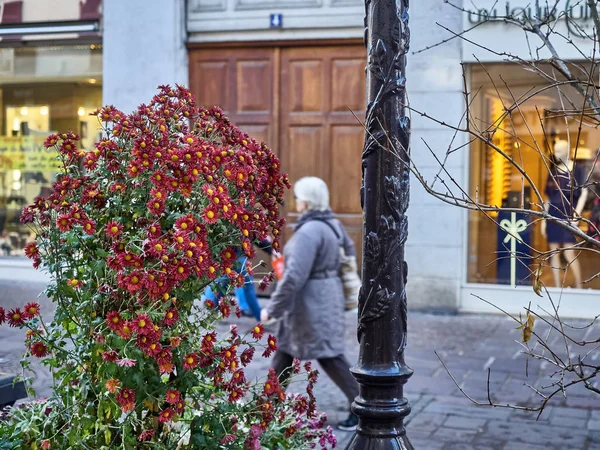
left=468, top=63, right=600, bottom=290
left=0, top=45, right=101, bottom=257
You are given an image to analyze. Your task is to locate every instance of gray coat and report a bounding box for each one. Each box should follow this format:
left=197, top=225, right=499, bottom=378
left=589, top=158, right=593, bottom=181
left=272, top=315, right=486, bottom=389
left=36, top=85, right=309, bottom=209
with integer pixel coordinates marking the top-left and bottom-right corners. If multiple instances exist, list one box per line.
left=267, top=209, right=356, bottom=360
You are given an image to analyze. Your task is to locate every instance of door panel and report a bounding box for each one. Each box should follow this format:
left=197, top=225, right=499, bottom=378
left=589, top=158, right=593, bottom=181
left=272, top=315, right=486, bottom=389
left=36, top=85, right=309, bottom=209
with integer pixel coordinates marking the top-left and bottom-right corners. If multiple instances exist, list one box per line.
left=236, top=59, right=272, bottom=113
left=286, top=126, right=327, bottom=184
left=280, top=45, right=366, bottom=263
left=289, top=60, right=324, bottom=113
left=191, top=60, right=229, bottom=109
left=329, top=125, right=363, bottom=214
left=331, top=58, right=365, bottom=113
left=189, top=48, right=278, bottom=150
left=189, top=44, right=366, bottom=266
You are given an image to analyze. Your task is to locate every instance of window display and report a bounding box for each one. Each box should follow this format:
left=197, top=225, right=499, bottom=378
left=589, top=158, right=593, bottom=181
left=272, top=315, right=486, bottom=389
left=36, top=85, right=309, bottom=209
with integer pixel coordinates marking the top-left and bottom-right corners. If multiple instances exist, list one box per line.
left=468, top=64, right=600, bottom=290
left=0, top=45, right=101, bottom=257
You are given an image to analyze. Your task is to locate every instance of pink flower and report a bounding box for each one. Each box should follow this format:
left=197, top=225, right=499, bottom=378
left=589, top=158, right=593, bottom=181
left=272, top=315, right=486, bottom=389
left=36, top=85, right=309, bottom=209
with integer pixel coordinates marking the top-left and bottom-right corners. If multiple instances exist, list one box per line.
left=116, top=358, right=136, bottom=367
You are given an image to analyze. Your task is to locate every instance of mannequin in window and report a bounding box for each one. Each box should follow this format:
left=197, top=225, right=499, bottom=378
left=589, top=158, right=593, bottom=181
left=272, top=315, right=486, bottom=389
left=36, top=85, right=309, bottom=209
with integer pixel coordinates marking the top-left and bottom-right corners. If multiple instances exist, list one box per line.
left=541, top=140, right=588, bottom=288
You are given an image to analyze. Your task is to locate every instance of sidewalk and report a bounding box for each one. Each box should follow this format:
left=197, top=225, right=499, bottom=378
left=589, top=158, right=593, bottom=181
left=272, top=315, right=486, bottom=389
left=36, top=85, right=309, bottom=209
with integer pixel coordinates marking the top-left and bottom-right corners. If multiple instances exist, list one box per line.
left=0, top=304, right=598, bottom=449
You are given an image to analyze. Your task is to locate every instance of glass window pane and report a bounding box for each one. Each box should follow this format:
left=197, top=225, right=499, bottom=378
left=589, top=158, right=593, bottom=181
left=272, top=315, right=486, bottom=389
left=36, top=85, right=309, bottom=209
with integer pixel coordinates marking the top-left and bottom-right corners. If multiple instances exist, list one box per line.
left=0, top=45, right=102, bottom=256
left=468, top=63, right=600, bottom=290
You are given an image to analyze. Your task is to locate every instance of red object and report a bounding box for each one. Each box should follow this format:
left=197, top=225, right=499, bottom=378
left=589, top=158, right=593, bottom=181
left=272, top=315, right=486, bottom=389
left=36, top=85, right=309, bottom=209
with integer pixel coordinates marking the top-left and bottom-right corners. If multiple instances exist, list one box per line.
left=79, top=0, right=101, bottom=20
left=272, top=254, right=284, bottom=280
left=1, top=1, right=22, bottom=24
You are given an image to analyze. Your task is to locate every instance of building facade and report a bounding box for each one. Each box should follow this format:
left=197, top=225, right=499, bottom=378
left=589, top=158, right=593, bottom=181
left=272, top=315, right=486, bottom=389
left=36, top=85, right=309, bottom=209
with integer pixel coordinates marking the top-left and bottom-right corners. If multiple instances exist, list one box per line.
left=2, top=0, right=598, bottom=318
left=0, top=0, right=102, bottom=270
left=181, top=0, right=470, bottom=314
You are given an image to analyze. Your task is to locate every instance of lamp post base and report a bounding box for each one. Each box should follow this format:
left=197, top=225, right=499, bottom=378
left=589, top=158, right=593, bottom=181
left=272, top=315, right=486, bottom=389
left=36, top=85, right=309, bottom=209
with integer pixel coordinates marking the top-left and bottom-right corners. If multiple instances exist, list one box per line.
left=345, top=434, right=414, bottom=450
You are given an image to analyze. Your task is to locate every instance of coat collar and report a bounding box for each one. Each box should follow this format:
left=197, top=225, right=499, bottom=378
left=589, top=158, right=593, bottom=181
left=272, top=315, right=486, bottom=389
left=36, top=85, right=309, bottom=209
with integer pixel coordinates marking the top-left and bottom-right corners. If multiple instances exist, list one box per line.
left=294, top=208, right=334, bottom=230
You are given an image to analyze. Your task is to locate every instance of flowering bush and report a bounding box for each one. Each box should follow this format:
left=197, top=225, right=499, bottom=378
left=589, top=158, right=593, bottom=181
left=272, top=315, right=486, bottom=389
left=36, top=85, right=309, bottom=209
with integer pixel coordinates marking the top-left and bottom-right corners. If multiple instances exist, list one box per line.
left=0, top=85, right=336, bottom=449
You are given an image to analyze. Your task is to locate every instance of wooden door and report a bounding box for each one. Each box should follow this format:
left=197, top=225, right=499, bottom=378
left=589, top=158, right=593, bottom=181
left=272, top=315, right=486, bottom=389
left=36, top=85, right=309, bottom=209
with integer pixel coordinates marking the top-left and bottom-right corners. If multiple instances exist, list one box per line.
left=189, top=44, right=366, bottom=263
left=279, top=46, right=366, bottom=262
left=189, top=48, right=278, bottom=149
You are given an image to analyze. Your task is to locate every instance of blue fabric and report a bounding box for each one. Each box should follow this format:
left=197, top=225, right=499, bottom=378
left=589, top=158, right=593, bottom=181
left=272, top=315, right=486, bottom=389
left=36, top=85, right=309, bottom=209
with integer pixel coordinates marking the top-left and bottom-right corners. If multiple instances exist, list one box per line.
left=201, top=256, right=261, bottom=321
left=545, top=165, right=585, bottom=243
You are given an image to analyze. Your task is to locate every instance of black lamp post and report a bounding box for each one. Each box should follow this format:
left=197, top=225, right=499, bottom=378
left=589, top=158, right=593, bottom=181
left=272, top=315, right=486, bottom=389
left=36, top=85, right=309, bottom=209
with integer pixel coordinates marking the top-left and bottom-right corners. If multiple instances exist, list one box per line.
left=345, top=0, right=413, bottom=448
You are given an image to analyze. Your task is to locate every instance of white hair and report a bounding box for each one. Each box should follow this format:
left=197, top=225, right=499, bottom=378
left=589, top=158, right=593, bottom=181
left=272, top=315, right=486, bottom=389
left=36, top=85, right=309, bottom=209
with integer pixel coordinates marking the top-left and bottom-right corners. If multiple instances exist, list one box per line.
left=294, top=176, right=330, bottom=211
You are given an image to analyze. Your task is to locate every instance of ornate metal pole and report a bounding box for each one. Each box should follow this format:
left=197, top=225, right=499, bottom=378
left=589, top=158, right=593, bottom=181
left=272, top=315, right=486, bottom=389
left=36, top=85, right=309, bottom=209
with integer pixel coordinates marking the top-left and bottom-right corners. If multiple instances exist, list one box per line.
left=345, top=0, right=413, bottom=448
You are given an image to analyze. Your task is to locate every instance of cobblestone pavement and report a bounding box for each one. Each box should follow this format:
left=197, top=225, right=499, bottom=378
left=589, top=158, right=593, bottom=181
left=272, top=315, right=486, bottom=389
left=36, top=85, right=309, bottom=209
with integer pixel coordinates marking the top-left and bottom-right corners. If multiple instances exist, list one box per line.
left=1, top=287, right=599, bottom=449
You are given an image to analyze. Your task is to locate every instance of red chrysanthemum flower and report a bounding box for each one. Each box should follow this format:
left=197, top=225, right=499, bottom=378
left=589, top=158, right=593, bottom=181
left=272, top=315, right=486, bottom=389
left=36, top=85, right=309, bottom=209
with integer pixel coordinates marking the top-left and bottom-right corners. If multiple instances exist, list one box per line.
left=206, top=263, right=220, bottom=280
left=241, top=238, right=254, bottom=258
left=97, top=105, right=124, bottom=122
left=116, top=387, right=136, bottom=412
left=82, top=219, right=96, bottom=236
left=120, top=271, right=144, bottom=293
left=67, top=278, right=83, bottom=289
left=30, top=341, right=48, bottom=358
left=174, top=214, right=196, bottom=232
left=158, top=408, right=176, bottom=423
left=202, top=205, right=219, bottom=224
left=263, top=378, right=279, bottom=396
left=174, top=399, right=186, bottom=415
left=22, top=302, right=41, bottom=319
left=20, top=207, right=35, bottom=224
left=83, top=151, right=99, bottom=170
left=135, top=333, right=152, bottom=350
left=171, top=263, right=191, bottom=281
left=56, top=214, right=72, bottom=232
left=240, top=347, right=255, bottom=367
left=228, top=387, right=244, bottom=403
left=183, top=352, right=199, bottom=370
left=147, top=223, right=162, bottom=238
left=251, top=323, right=264, bottom=340
left=262, top=335, right=278, bottom=358
left=220, top=247, right=237, bottom=263
left=159, top=362, right=175, bottom=374
left=201, top=332, right=216, bottom=352
left=109, top=181, right=127, bottom=194
left=8, top=308, right=25, bottom=327
left=231, top=369, right=246, bottom=385
left=105, top=221, right=123, bottom=239
left=127, top=163, right=141, bottom=178
left=24, top=242, right=39, bottom=260
left=150, top=188, right=167, bottom=202
left=163, top=308, right=178, bottom=327
left=145, top=239, right=166, bottom=258
left=102, top=350, right=118, bottom=362
left=117, top=321, right=133, bottom=339
left=131, top=313, right=153, bottom=335
left=24, top=329, right=36, bottom=341
left=165, top=389, right=180, bottom=404
left=146, top=198, right=165, bottom=215
left=0, top=307, right=5, bottom=325
left=204, top=299, right=216, bottom=309
left=150, top=170, right=167, bottom=188
left=118, top=252, right=143, bottom=269
left=138, top=429, right=155, bottom=442
left=106, top=311, right=124, bottom=332
left=44, top=133, right=60, bottom=148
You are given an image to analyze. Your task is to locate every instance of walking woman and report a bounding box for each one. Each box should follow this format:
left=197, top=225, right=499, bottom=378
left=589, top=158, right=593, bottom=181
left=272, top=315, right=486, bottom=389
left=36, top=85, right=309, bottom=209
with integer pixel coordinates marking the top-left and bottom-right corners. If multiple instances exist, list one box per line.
left=260, top=176, right=359, bottom=431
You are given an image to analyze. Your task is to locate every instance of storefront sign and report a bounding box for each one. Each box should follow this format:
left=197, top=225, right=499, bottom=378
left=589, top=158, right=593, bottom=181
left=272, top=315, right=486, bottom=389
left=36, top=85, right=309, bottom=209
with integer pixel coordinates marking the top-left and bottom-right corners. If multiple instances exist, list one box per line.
left=461, top=0, right=596, bottom=61
left=0, top=136, right=61, bottom=171
left=465, top=0, right=594, bottom=38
